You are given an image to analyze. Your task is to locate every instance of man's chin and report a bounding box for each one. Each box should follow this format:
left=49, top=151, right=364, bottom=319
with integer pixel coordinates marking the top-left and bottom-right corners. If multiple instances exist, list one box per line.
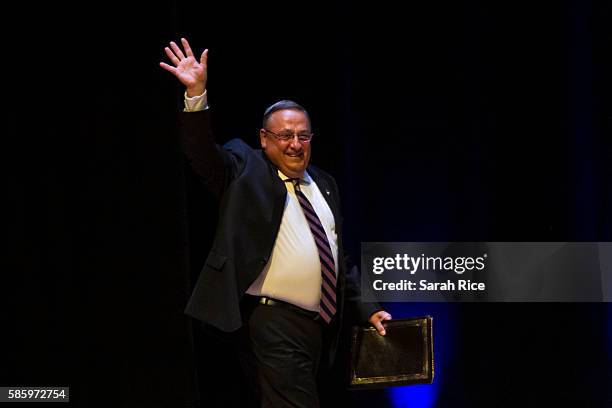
left=282, top=164, right=307, bottom=178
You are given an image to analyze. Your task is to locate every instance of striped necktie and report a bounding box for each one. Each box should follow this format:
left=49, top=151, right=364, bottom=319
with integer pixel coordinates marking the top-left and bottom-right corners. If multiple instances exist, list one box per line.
left=290, top=178, right=337, bottom=323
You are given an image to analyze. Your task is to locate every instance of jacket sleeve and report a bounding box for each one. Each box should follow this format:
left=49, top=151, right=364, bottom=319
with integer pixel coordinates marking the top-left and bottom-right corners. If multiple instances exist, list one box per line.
left=180, top=109, right=238, bottom=201
left=327, top=176, right=383, bottom=325
left=345, top=264, right=383, bottom=324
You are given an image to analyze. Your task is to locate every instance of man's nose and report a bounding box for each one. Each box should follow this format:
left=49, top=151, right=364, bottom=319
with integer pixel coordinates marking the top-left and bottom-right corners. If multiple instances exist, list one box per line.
left=289, top=135, right=303, bottom=149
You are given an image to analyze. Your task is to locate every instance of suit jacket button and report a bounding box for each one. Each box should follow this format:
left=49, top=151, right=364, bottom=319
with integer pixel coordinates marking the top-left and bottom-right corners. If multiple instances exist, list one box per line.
left=260, top=258, right=267, bottom=265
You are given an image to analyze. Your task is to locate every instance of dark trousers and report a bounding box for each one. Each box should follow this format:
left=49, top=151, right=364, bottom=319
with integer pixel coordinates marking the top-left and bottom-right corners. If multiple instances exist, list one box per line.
left=239, top=296, right=325, bottom=408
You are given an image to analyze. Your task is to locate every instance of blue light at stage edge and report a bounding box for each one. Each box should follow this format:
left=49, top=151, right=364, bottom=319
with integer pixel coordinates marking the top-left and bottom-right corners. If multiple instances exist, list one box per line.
left=389, top=384, right=437, bottom=408
left=384, top=303, right=455, bottom=408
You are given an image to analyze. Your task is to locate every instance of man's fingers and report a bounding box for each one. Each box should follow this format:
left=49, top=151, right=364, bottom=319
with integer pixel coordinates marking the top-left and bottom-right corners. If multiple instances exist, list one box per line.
left=200, top=49, right=208, bottom=66
left=164, top=47, right=180, bottom=66
left=159, top=62, right=177, bottom=75
left=368, top=310, right=392, bottom=336
left=372, top=311, right=392, bottom=336
left=181, top=38, right=194, bottom=57
left=375, top=320, right=386, bottom=336
left=170, top=41, right=186, bottom=60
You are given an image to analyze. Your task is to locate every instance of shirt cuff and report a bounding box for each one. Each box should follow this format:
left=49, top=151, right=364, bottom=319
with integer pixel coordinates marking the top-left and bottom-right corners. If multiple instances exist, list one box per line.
left=183, top=89, right=209, bottom=112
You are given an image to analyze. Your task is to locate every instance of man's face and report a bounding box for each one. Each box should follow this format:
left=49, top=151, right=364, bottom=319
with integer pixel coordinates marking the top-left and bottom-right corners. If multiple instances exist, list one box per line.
left=260, top=109, right=312, bottom=178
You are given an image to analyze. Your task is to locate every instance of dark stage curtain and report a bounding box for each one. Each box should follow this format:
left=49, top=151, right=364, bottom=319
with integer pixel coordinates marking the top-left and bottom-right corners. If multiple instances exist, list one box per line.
left=6, top=0, right=611, bottom=406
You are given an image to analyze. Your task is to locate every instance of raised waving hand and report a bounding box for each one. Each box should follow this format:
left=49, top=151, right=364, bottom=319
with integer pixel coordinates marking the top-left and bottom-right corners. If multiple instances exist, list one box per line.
left=160, top=38, right=208, bottom=97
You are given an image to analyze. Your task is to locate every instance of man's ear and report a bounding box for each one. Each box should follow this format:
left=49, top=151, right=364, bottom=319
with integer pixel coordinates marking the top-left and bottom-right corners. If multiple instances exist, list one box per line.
left=259, top=129, right=267, bottom=150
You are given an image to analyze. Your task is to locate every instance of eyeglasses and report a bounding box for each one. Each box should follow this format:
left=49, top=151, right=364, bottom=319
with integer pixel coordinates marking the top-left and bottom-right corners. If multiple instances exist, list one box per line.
left=264, top=129, right=313, bottom=142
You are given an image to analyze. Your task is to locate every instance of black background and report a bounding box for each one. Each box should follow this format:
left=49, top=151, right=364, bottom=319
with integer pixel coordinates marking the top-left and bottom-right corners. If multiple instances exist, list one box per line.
left=6, top=0, right=612, bottom=406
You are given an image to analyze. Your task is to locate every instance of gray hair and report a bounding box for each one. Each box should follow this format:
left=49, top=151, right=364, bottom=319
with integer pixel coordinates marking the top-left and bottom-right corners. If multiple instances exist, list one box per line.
left=262, top=100, right=311, bottom=129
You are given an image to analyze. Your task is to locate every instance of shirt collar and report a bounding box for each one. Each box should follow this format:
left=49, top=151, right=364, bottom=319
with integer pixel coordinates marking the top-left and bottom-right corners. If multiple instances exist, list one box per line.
left=277, top=170, right=312, bottom=185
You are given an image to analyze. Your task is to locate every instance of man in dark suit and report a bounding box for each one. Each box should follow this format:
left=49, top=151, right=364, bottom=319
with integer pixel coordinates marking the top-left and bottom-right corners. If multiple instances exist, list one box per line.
left=161, top=38, right=391, bottom=407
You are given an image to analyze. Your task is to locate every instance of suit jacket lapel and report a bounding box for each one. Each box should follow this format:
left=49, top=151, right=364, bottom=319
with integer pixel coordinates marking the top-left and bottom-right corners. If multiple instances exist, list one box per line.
left=308, top=166, right=341, bottom=226
left=259, top=150, right=287, bottom=224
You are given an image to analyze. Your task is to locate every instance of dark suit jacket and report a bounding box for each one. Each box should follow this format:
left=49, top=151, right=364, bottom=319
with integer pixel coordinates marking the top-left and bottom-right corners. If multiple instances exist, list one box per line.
left=180, top=110, right=377, bottom=357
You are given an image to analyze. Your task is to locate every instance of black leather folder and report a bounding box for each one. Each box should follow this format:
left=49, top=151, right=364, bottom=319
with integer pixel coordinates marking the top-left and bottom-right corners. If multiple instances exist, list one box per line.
left=348, top=316, right=434, bottom=389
